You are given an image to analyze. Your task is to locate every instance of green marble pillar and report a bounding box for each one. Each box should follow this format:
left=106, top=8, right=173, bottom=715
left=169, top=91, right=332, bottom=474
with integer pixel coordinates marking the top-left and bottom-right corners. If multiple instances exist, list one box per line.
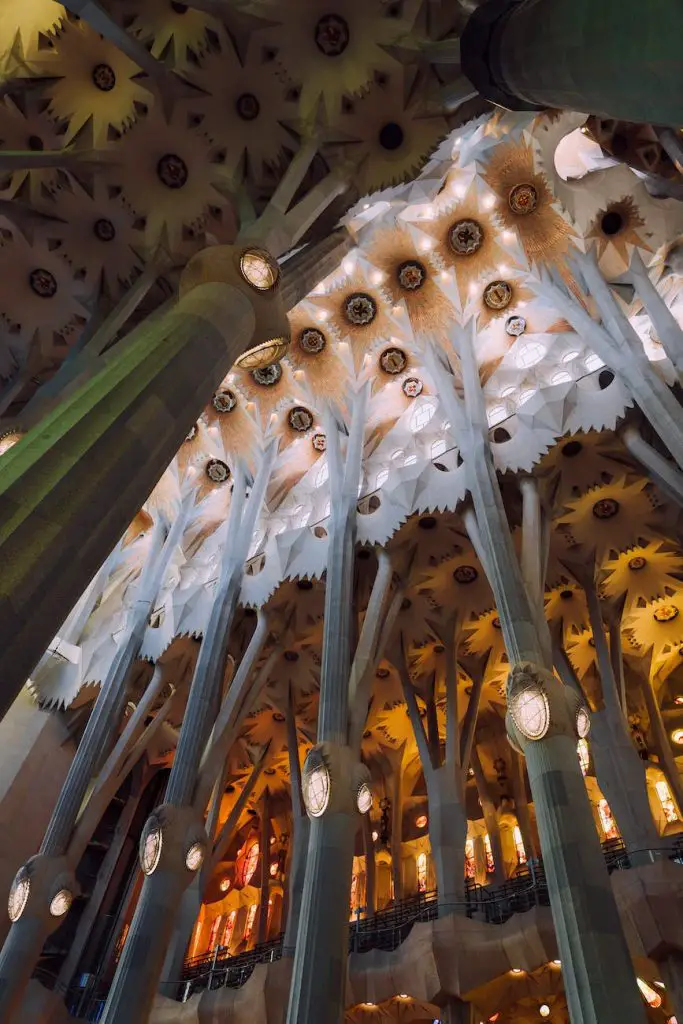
left=461, top=0, right=683, bottom=127
left=0, top=246, right=287, bottom=722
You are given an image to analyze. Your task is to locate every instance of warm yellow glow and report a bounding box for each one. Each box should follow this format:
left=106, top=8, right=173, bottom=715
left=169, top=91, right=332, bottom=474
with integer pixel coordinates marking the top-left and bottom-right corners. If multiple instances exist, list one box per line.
left=416, top=852, right=428, bottom=892
left=234, top=337, right=289, bottom=371
left=672, top=729, right=683, bottom=745
left=513, top=825, right=527, bottom=865
left=416, top=813, right=428, bottom=829
left=510, top=968, right=524, bottom=974
left=0, top=431, right=24, bottom=456
left=577, top=738, right=590, bottom=776
left=655, top=779, right=679, bottom=823
left=637, top=977, right=662, bottom=1008
left=539, top=1006, right=550, bottom=1018
left=240, top=249, right=278, bottom=290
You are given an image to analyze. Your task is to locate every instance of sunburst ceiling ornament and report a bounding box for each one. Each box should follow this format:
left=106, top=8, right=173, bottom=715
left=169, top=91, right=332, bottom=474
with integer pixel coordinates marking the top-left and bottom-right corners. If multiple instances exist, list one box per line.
left=602, top=541, right=683, bottom=607
left=482, top=138, right=574, bottom=264
left=379, top=347, right=406, bottom=374
left=298, top=327, right=327, bottom=354
left=587, top=195, right=649, bottom=269
left=0, top=93, right=68, bottom=203
left=41, top=19, right=151, bottom=147
left=558, top=477, right=656, bottom=562
left=288, top=406, right=313, bottom=432
left=213, top=389, right=237, bottom=414
left=448, top=218, right=484, bottom=256
left=120, top=0, right=219, bottom=68
left=422, top=187, right=504, bottom=299
left=0, top=0, right=64, bottom=54
left=483, top=280, right=513, bottom=311
left=625, top=595, right=683, bottom=667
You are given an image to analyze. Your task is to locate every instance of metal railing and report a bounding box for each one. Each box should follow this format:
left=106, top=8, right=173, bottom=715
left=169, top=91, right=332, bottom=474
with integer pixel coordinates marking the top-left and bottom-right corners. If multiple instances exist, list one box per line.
left=67, top=837, right=683, bottom=1015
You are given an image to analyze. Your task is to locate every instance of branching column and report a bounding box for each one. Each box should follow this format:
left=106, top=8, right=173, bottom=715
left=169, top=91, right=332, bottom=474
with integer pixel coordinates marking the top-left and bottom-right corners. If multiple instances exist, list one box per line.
left=101, top=446, right=276, bottom=1024
left=432, top=326, right=647, bottom=1023
left=460, top=0, right=683, bottom=126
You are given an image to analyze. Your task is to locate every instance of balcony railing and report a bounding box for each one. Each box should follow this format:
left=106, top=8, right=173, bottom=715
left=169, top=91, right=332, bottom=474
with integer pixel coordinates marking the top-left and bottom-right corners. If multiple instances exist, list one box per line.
left=67, top=837, right=683, bottom=1017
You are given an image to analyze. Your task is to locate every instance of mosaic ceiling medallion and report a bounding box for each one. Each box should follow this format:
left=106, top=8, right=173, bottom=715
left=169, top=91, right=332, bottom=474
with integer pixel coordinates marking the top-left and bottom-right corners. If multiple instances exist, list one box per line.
left=29, top=268, right=57, bottom=298
left=483, top=280, right=512, bottom=311
left=402, top=376, right=423, bottom=398
left=92, top=63, right=116, bottom=92
left=312, top=432, right=327, bottom=452
left=288, top=406, right=313, bottom=432
left=344, top=292, right=377, bottom=327
left=206, top=458, right=230, bottom=483
left=212, top=389, right=237, bottom=413
left=654, top=604, right=679, bottom=623
left=628, top=555, right=647, bottom=571
left=380, top=347, right=407, bottom=374
left=397, top=260, right=426, bottom=291
left=314, top=14, right=350, bottom=56
left=448, top=219, right=484, bottom=256
left=94, top=218, right=116, bottom=242
left=505, top=315, right=526, bottom=337
left=592, top=497, right=620, bottom=519
left=508, top=182, right=539, bottom=216
left=299, top=327, right=326, bottom=354
left=453, top=565, right=478, bottom=584
left=252, top=362, right=283, bottom=386
left=157, top=153, right=188, bottom=189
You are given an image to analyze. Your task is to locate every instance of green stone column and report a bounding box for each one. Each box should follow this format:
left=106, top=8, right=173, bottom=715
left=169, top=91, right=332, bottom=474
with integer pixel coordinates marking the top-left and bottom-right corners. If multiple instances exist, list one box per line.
left=0, top=245, right=288, bottom=722
left=461, top=0, right=683, bottom=126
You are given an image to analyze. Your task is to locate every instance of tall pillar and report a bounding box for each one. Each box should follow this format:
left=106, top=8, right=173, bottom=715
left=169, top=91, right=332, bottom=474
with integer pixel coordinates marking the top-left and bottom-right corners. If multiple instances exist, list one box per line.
left=0, top=243, right=288, bottom=722
left=461, top=0, right=683, bottom=126
left=432, top=326, right=647, bottom=1024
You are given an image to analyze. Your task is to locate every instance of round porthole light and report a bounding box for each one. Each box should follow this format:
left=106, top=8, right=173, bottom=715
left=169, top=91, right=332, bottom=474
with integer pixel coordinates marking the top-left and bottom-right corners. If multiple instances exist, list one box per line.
left=186, top=842, right=204, bottom=872
left=50, top=889, right=73, bottom=918
left=303, top=751, right=331, bottom=818
left=576, top=704, right=591, bottom=739
left=357, top=783, right=373, bottom=815
left=239, top=248, right=279, bottom=291
left=509, top=681, right=550, bottom=740
left=539, top=1005, right=550, bottom=1019
left=140, top=819, right=163, bottom=876
left=8, top=869, right=30, bottom=922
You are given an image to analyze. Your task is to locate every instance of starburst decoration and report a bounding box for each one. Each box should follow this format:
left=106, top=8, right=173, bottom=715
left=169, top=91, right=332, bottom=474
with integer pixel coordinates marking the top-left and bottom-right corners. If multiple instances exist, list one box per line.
left=602, top=541, right=683, bottom=608
left=624, top=595, right=683, bottom=668
left=120, top=0, right=219, bottom=69
left=0, top=0, right=64, bottom=56
left=586, top=195, right=650, bottom=269
left=557, top=476, right=659, bottom=564
left=285, top=303, right=351, bottom=405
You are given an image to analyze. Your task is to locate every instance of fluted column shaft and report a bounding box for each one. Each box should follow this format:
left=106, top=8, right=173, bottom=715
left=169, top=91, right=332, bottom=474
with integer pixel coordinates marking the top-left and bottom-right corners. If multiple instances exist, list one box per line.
left=461, top=0, right=683, bottom=126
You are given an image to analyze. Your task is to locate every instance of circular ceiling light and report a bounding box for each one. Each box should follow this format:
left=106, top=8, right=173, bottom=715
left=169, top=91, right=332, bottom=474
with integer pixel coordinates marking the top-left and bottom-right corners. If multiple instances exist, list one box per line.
left=448, top=218, right=484, bottom=256
left=508, top=183, right=539, bottom=215
left=453, top=564, right=478, bottom=584
left=672, top=729, right=683, bottom=745
left=206, top=458, right=230, bottom=484
left=344, top=292, right=377, bottom=326
left=415, top=814, right=428, bottom=829
left=357, top=783, right=373, bottom=815
left=483, top=280, right=513, bottom=311
left=94, top=218, right=116, bottom=242
left=239, top=249, right=279, bottom=291
left=29, top=268, right=57, bottom=298
left=219, top=877, right=231, bottom=892
left=510, top=681, right=550, bottom=740
left=185, top=842, right=204, bottom=872
left=141, top=819, right=163, bottom=875
left=397, top=260, right=426, bottom=291
left=92, top=63, right=116, bottom=91
left=402, top=377, right=423, bottom=398
left=235, top=92, right=260, bottom=121
left=252, top=362, right=283, bottom=387
left=592, top=497, right=619, bottom=519
left=50, top=889, right=73, bottom=918
left=157, top=153, right=188, bottom=189
left=628, top=555, right=647, bottom=571
left=213, top=389, right=237, bottom=413
left=299, top=327, right=326, bottom=354
left=288, top=406, right=314, bottom=432
left=380, top=347, right=407, bottom=374
left=539, top=1005, right=550, bottom=1019
left=314, top=14, right=349, bottom=56
left=654, top=604, right=679, bottom=623
left=505, top=315, right=527, bottom=337
left=8, top=869, right=30, bottom=922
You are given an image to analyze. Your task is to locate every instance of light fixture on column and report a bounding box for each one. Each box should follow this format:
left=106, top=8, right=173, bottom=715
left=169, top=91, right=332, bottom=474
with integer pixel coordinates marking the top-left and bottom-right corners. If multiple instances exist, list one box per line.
left=140, top=816, right=163, bottom=876
left=7, top=867, right=30, bottom=922
left=49, top=888, right=73, bottom=917
left=302, top=748, right=331, bottom=818
left=636, top=978, right=662, bottom=1008
left=357, top=783, right=373, bottom=814
left=185, top=841, right=205, bottom=872
left=234, top=338, right=290, bottom=371
left=508, top=670, right=550, bottom=740
left=239, top=248, right=280, bottom=292
left=539, top=1005, right=550, bottom=1018
left=576, top=703, right=591, bottom=738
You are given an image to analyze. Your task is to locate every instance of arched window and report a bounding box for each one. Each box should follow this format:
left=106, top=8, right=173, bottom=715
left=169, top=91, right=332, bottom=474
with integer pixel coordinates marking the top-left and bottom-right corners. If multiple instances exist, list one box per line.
left=513, top=825, right=527, bottom=866
left=222, top=910, right=237, bottom=951
left=464, top=837, right=475, bottom=879
left=577, top=738, right=590, bottom=776
left=244, top=903, right=258, bottom=942
left=598, top=799, right=619, bottom=840
left=484, top=834, right=495, bottom=874
left=655, top=779, right=679, bottom=823
left=208, top=915, right=224, bottom=951
left=416, top=852, right=428, bottom=893
left=237, top=838, right=260, bottom=887
left=350, top=872, right=359, bottom=914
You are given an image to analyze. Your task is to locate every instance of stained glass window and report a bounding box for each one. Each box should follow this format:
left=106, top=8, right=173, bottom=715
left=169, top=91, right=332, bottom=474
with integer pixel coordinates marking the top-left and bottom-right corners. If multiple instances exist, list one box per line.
left=598, top=799, right=619, bottom=840
left=244, top=904, right=258, bottom=942
left=237, top=839, right=260, bottom=887
left=655, top=779, right=679, bottom=823
left=513, top=825, right=527, bottom=865
left=416, top=852, right=428, bottom=892
left=464, top=837, right=475, bottom=879
left=222, top=910, right=237, bottom=951
left=208, top=915, right=224, bottom=950
left=577, top=738, right=590, bottom=776
left=484, top=833, right=495, bottom=874
left=350, top=872, right=359, bottom=913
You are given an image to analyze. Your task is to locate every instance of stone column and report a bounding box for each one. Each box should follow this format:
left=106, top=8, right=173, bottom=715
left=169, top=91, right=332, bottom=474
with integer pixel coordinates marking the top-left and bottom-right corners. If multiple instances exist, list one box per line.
left=283, top=684, right=309, bottom=955
left=461, top=0, right=683, bottom=126
left=620, top=424, right=683, bottom=508
left=101, top=445, right=276, bottom=1024
left=432, top=325, right=647, bottom=1023
left=0, top=243, right=288, bottom=722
